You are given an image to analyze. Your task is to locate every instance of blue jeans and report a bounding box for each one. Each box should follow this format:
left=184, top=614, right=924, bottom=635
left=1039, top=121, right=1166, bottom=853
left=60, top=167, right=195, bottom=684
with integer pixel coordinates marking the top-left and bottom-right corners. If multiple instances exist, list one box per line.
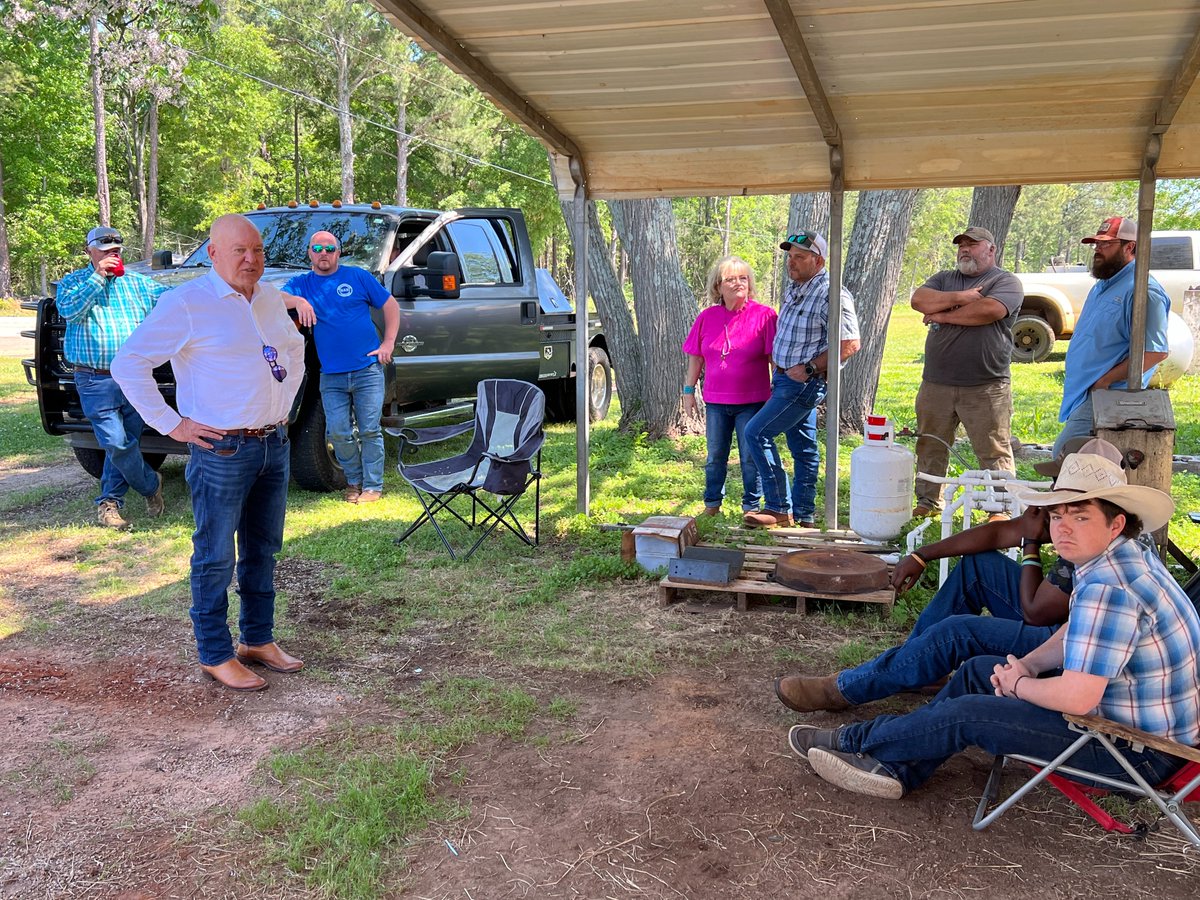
left=1052, top=393, right=1095, bottom=458
left=836, top=655, right=1181, bottom=795
left=321, top=363, right=385, bottom=492
left=744, top=370, right=826, bottom=519
left=185, top=430, right=290, bottom=666
left=838, top=551, right=1055, bottom=705
left=704, top=401, right=766, bottom=510
left=73, top=370, right=158, bottom=506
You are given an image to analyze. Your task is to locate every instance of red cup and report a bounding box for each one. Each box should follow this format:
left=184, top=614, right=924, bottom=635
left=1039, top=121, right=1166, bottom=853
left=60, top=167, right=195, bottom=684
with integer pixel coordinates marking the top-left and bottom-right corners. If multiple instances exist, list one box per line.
left=110, top=256, right=125, bottom=277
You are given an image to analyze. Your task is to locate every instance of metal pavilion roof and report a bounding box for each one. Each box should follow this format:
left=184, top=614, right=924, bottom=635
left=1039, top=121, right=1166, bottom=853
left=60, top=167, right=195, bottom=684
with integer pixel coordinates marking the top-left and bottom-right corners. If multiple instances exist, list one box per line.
left=373, top=0, right=1200, bottom=199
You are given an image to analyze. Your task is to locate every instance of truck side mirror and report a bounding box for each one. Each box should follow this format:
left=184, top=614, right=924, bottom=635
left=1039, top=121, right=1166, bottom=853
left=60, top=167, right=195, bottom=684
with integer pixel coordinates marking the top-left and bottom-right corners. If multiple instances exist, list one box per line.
left=391, top=250, right=463, bottom=300
left=151, top=249, right=175, bottom=270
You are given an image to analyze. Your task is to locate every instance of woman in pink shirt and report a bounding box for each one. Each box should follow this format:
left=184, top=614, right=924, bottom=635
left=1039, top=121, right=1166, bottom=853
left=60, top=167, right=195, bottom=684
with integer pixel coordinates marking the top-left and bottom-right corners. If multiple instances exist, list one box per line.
left=682, top=256, right=778, bottom=515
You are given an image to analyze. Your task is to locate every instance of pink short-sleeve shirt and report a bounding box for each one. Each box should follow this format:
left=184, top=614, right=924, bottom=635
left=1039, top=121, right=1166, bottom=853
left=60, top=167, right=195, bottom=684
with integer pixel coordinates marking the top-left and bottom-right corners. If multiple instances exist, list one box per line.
left=682, top=300, right=777, bottom=405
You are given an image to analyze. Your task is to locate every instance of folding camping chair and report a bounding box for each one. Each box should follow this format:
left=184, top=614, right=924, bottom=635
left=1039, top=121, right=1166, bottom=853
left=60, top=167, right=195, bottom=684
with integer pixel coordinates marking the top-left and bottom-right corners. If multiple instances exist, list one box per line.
left=972, top=713, right=1200, bottom=848
left=391, top=378, right=545, bottom=560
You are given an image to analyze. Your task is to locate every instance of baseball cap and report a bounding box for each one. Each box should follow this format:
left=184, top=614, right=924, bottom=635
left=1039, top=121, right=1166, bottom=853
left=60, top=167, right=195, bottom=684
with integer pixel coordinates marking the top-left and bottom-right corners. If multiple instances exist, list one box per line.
left=780, top=231, right=828, bottom=256
left=952, top=226, right=995, bottom=245
left=1032, top=436, right=1124, bottom=478
left=1081, top=216, right=1137, bottom=244
left=86, top=226, right=123, bottom=251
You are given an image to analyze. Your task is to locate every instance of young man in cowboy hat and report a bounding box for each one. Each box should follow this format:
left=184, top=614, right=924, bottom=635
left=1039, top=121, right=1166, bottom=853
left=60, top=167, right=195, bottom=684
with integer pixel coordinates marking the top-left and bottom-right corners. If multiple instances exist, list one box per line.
left=786, top=446, right=1199, bottom=800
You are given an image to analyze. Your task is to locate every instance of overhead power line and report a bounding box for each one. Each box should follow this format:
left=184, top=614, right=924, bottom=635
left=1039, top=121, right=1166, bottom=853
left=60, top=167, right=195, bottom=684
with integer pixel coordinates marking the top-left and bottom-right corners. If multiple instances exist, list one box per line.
left=172, top=43, right=553, bottom=187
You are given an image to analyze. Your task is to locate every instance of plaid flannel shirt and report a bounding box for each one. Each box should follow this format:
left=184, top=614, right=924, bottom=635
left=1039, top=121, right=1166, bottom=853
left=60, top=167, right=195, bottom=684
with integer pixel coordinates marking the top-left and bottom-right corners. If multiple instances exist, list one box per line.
left=1063, top=537, right=1200, bottom=746
left=771, top=269, right=860, bottom=369
left=55, top=265, right=168, bottom=368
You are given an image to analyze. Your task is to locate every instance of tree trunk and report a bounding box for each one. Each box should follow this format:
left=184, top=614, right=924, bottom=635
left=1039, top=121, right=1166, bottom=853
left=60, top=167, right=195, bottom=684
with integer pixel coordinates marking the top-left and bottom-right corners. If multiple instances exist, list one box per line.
left=609, top=198, right=698, bottom=437
left=968, top=185, right=1022, bottom=264
left=560, top=198, right=644, bottom=426
left=840, top=189, right=923, bottom=433
left=395, top=70, right=409, bottom=206
left=90, top=17, right=111, bottom=226
left=143, top=94, right=159, bottom=252
left=0, top=152, right=10, bottom=297
left=336, top=45, right=355, bottom=203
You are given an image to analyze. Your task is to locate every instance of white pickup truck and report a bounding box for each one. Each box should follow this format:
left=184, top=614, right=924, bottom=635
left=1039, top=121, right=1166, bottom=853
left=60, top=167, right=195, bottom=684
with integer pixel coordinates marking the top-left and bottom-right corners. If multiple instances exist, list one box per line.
left=1012, top=230, right=1198, bottom=379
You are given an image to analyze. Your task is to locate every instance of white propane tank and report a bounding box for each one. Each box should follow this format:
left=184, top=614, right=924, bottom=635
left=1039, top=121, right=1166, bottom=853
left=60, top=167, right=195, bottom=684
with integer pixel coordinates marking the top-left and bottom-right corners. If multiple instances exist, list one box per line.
left=850, top=415, right=915, bottom=543
left=1147, top=310, right=1195, bottom=388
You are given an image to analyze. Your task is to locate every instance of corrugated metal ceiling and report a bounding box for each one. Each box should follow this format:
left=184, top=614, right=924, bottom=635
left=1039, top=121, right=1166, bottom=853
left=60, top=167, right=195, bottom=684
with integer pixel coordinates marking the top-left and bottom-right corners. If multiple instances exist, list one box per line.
left=372, top=0, right=1200, bottom=197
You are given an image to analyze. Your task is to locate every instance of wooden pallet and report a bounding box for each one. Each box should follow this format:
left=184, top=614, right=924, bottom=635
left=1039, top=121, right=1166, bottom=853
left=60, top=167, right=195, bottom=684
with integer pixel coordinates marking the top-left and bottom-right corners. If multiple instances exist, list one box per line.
left=659, top=538, right=896, bottom=614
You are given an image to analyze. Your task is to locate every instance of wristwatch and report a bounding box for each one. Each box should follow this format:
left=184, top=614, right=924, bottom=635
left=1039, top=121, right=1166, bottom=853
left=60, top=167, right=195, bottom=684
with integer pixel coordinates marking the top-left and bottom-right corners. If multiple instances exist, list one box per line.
left=804, top=362, right=818, bottom=378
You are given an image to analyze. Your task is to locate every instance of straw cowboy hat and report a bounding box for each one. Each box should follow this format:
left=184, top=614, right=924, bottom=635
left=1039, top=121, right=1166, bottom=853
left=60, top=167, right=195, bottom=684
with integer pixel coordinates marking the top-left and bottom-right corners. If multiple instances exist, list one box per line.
left=1009, top=440, right=1175, bottom=532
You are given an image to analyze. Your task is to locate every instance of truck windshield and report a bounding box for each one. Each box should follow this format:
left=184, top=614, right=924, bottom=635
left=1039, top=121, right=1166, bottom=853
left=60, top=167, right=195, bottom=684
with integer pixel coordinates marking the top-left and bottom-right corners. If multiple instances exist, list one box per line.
left=180, top=211, right=394, bottom=270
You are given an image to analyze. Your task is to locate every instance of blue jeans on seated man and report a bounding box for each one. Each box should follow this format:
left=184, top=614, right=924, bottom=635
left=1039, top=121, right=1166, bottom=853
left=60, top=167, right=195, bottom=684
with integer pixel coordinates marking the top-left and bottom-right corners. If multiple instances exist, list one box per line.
left=743, top=370, right=825, bottom=521
left=834, top=654, right=1181, bottom=795
left=74, top=370, right=159, bottom=506
left=320, top=362, right=385, bottom=493
left=186, top=430, right=290, bottom=667
left=837, top=551, right=1056, bottom=705
left=704, top=401, right=766, bottom=511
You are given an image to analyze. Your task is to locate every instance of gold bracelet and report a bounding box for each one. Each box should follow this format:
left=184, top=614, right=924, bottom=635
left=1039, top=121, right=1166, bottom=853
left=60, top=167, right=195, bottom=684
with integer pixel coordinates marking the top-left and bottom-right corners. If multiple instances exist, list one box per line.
left=910, top=551, right=928, bottom=570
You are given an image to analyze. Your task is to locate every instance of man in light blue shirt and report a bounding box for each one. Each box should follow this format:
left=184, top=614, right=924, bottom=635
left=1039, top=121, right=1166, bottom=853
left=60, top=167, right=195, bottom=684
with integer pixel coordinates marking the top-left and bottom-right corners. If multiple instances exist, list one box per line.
left=1050, top=217, right=1169, bottom=459
left=285, top=231, right=399, bottom=503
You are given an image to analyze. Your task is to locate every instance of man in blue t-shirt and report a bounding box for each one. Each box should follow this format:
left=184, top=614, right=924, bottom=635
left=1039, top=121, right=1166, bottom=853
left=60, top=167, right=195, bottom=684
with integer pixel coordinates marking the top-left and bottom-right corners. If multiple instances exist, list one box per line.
left=1048, top=216, right=1169, bottom=460
left=285, top=231, right=399, bottom=503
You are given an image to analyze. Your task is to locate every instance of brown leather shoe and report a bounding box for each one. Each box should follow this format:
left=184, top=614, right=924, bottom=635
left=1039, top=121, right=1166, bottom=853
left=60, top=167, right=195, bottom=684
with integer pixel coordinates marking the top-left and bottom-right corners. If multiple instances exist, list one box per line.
left=356, top=490, right=382, bottom=504
left=702, top=506, right=721, bottom=516
left=236, top=641, right=304, bottom=673
left=97, top=499, right=131, bottom=531
left=344, top=484, right=362, bottom=503
left=200, top=658, right=268, bottom=692
left=774, top=674, right=852, bottom=712
left=145, top=472, right=165, bottom=518
left=743, top=510, right=793, bottom=528
left=911, top=504, right=938, bottom=519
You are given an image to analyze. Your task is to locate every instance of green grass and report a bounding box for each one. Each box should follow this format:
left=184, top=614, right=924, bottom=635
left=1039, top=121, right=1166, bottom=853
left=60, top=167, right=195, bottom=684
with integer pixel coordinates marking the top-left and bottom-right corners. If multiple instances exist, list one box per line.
left=239, top=676, right=566, bottom=898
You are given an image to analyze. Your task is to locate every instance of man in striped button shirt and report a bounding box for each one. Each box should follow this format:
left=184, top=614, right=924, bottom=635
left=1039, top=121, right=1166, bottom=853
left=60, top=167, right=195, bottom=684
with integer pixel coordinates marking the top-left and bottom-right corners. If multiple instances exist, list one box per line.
left=56, top=226, right=169, bottom=530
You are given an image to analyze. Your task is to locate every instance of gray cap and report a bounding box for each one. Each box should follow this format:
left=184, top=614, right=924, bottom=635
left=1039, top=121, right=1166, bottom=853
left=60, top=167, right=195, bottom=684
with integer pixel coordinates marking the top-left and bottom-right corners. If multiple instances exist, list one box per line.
left=86, top=226, right=123, bottom=251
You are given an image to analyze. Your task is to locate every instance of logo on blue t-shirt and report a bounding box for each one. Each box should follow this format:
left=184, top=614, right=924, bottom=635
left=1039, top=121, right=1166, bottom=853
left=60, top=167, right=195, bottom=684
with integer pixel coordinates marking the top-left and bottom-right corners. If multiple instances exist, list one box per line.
left=336, top=282, right=353, bottom=297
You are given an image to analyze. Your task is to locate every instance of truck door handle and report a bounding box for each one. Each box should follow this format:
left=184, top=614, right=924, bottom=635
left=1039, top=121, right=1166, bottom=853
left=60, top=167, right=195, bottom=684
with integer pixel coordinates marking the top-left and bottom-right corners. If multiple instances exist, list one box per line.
left=520, top=300, right=537, bottom=324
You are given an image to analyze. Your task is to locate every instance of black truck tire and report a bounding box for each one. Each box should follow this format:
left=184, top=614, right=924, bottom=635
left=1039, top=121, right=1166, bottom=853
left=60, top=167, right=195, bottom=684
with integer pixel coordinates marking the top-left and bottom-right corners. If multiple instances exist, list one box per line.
left=546, top=346, right=613, bottom=423
left=288, top=398, right=347, bottom=493
left=73, top=446, right=166, bottom=480
left=1011, top=315, right=1057, bottom=364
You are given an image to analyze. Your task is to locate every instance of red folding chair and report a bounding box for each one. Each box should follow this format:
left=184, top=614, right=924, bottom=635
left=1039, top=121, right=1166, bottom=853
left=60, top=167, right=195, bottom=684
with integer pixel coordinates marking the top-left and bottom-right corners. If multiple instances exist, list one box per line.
left=973, top=713, right=1200, bottom=847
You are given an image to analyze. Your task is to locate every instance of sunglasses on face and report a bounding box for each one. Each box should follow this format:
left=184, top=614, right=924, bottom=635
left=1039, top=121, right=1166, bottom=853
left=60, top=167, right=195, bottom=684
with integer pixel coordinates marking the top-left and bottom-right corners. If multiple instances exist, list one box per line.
left=262, top=345, right=287, bottom=382
left=310, top=244, right=339, bottom=254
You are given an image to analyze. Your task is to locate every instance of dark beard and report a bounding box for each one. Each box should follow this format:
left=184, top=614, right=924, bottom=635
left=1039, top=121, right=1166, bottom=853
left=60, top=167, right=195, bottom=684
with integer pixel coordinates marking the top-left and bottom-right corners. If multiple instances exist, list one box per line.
left=1090, top=253, right=1125, bottom=280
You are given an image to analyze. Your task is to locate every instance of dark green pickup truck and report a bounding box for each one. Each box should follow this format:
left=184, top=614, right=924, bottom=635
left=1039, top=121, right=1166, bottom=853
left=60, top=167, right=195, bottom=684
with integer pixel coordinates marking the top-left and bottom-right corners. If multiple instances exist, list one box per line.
left=24, top=204, right=611, bottom=492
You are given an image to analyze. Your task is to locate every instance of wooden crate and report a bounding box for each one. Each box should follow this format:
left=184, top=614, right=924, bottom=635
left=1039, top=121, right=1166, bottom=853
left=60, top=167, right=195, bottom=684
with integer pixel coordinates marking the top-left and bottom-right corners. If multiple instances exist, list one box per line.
left=659, top=536, right=895, bottom=614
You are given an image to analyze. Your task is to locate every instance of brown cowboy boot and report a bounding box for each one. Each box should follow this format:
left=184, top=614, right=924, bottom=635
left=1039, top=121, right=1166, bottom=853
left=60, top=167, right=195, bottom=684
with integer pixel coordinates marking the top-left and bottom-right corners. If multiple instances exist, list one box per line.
left=774, top=674, right=852, bottom=712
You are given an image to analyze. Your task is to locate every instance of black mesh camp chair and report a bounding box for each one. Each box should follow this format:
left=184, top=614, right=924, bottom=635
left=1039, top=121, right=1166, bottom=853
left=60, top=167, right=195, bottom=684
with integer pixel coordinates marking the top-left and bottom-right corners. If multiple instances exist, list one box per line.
left=391, top=379, right=545, bottom=560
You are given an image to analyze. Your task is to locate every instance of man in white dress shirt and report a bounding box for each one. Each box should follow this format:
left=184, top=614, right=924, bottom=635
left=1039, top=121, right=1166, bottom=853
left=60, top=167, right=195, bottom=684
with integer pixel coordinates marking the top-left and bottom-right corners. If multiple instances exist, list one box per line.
left=113, top=214, right=307, bottom=692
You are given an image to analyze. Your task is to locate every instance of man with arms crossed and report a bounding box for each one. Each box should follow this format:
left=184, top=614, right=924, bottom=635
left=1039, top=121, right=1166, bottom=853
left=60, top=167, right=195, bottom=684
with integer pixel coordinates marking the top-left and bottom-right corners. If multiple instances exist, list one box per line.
left=285, top=231, right=399, bottom=503
left=113, top=214, right=306, bottom=692
left=910, top=226, right=1023, bottom=519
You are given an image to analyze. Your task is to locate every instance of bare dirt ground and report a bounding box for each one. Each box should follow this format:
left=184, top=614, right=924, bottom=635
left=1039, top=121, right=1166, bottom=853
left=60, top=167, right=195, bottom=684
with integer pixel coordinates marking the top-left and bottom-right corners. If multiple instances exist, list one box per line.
left=1, top=467, right=1198, bottom=898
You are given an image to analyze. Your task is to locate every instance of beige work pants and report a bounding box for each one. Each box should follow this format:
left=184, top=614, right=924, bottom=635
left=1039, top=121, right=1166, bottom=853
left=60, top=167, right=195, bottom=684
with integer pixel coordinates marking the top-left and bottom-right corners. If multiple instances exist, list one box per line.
left=914, top=379, right=1014, bottom=510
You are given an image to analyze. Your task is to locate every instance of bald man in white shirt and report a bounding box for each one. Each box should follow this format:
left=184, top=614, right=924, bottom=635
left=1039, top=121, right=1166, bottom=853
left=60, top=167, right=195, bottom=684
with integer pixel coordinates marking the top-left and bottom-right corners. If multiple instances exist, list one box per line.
left=113, top=214, right=307, bottom=692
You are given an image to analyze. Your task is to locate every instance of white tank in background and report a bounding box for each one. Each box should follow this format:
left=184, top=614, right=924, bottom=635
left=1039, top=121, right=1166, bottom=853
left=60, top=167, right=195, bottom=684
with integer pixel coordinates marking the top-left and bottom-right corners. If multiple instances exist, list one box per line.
left=850, top=415, right=915, bottom=543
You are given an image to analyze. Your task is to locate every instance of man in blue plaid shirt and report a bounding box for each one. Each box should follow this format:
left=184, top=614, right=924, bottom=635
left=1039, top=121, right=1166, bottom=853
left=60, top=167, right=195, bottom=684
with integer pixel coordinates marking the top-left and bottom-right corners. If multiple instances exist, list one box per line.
left=787, top=448, right=1199, bottom=801
left=743, top=230, right=860, bottom=528
left=56, top=226, right=169, bottom=530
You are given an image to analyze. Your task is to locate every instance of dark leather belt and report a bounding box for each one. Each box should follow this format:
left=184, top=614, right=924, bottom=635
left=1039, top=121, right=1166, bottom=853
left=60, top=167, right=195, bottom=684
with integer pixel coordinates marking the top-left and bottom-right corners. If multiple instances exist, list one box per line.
left=73, top=366, right=111, bottom=376
left=232, top=423, right=284, bottom=438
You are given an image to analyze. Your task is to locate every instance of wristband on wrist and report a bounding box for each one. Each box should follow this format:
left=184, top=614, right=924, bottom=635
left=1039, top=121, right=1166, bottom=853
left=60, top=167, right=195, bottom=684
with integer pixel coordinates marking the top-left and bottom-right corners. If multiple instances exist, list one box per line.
left=682, top=385, right=695, bottom=395
left=1013, top=674, right=1030, bottom=699
left=1021, top=539, right=1040, bottom=551
left=910, top=551, right=928, bottom=570
left=1021, top=558, right=1042, bottom=567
